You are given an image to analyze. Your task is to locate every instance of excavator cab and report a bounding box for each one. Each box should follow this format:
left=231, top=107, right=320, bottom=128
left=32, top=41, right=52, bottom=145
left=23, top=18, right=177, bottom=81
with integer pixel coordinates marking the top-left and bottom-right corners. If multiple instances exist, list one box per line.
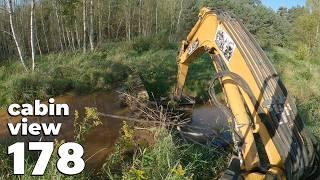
left=174, top=7, right=320, bottom=180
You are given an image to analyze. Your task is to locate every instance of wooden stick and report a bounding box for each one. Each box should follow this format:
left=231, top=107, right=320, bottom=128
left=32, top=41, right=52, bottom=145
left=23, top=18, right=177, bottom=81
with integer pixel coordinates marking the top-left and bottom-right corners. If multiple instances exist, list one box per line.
left=98, top=112, right=188, bottom=126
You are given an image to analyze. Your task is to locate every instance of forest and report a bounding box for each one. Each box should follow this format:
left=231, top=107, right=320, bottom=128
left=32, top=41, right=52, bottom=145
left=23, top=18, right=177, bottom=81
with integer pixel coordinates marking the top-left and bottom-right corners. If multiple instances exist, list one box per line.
left=0, top=0, right=318, bottom=62
left=0, top=0, right=320, bottom=179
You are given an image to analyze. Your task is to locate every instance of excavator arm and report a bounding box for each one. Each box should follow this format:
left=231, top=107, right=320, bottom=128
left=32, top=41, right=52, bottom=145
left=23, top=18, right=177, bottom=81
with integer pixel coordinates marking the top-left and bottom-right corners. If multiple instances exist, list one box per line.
left=174, top=7, right=320, bottom=180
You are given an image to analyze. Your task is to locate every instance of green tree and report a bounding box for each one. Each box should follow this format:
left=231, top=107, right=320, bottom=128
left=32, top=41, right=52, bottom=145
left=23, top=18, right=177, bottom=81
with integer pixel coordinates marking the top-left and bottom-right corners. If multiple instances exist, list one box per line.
left=290, top=1, right=320, bottom=56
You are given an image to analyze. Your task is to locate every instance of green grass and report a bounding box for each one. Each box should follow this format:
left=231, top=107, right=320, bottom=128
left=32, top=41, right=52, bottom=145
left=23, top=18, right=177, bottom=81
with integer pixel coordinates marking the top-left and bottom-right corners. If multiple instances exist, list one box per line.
left=102, top=123, right=230, bottom=179
left=267, top=47, right=320, bottom=137
left=0, top=142, right=11, bottom=179
left=0, top=40, right=177, bottom=107
left=0, top=39, right=213, bottom=108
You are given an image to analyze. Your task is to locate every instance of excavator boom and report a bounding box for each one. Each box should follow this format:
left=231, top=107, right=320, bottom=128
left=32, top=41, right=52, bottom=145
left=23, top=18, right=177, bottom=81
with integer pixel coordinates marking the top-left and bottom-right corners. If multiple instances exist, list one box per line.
left=175, top=7, right=320, bottom=179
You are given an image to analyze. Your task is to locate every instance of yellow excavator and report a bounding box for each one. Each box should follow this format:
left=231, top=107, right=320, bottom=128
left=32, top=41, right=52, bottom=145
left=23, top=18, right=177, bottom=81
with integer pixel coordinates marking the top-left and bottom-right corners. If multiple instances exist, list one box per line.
left=174, top=7, right=320, bottom=179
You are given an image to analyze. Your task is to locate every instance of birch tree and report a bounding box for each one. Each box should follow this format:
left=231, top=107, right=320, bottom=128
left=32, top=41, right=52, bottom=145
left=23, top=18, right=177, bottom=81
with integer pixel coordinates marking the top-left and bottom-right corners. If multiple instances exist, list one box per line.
left=138, top=0, right=142, bottom=35
left=5, top=0, right=28, bottom=72
left=53, top=0, right=64, bottom=51
left=30, top=0, right=35, bottom=71
left=97, top=0, right=102, bottom=45
left=40, top=2, right=49, bottom=52
left=107, top=0, right=111, bottom=38
left=176, top=0, right=184, bottom=35
left=307, top=0, right=320, bottom=46
left=155, top=1, right=158, bottom=34
left=83, top=0, right=87, bottom=52
left=89, top=0, right=94, bottom=51
left=125, top=0, right=131, bottom=41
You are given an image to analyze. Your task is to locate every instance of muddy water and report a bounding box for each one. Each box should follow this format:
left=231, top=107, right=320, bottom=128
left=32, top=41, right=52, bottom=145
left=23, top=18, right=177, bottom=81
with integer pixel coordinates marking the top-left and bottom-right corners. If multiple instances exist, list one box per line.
left=0, top=92, right=128, bottom=169
left=182, top=105, right=232, bottom=146
left=191, top=105, right=229, bottom=132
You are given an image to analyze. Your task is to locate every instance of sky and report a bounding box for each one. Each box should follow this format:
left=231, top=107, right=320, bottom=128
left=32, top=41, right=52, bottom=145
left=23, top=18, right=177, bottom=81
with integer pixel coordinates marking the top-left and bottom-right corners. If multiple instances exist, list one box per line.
left=261, top=0, right=305, bottom=10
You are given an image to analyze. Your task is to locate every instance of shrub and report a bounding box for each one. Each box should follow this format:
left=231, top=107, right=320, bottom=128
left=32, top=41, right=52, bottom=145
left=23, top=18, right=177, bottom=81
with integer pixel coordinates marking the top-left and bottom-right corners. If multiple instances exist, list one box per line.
left=46, top=79, right=73, bottom=96
left=295, top=45, right=309, bottom=60
left=74, top=107, right=103, bottom=143
left=9, top=74, right=48, bottom=104
left=150, top=33, right=177, bottom=50
left=298, top=97, right=320, bottom=137
left=132, top=38, right=152, bottom=53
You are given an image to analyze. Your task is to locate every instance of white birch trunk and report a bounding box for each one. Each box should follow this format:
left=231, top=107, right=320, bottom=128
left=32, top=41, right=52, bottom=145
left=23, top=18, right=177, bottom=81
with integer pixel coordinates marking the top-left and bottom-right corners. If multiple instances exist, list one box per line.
left=70, top=29, right=76, bottom=51
left=98, top=0, right=102, bottom=45
left=5, top=0, right=28, bottom=72
left=30, top=0, right=35, bottom=71
left=155, top=1, right=158, bottom=34
left=75, top=22, right=81, bottom=49
left=126, top=0, right=131, bottom=41
left=176, top=0, right=184, bottom=34
left=66, top=28, right=72, bottom=50
left=116, top=18, right=123, bottom=40
left=139, top=0, right=142, bottom=35
left=40, top=3, right=49, bottom=52
left=108, top=0, right=111, bottom=38
left=36, top=30, right=42, bottom=56
left=61, top=20, right=68, bottom=48
left=83, top=0, right=87, bottom=53
left=89, top=0, right=94, bottom=51
left=54, top=0, right=64, bottom=51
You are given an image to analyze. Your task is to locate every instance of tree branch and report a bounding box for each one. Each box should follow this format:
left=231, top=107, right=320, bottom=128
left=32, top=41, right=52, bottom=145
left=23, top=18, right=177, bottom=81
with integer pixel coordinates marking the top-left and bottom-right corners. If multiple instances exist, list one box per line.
left=98, top=112, right=187, bottom=126
left=1, top=30, right=13, bottom=37
left=0, top=7, right=8, bottom=12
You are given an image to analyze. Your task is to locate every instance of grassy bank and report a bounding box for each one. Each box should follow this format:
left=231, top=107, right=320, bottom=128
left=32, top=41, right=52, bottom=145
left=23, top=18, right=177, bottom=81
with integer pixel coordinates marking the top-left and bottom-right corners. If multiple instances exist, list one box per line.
left=0, top=42, right=138, bottom=107
left=102, top=123, right=229, bottom=179
left=0, top=38, right=215, bottom=108
left=267, top=47, right=320, bottom=137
